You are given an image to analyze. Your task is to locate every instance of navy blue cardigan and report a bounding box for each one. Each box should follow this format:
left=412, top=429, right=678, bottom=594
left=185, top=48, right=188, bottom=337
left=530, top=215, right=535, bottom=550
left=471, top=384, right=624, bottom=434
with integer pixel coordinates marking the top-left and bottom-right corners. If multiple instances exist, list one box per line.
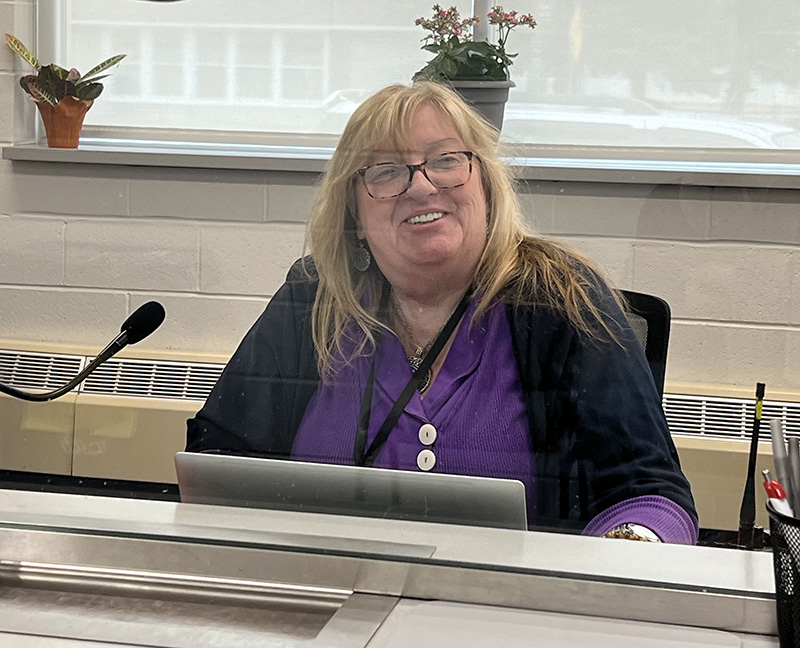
left=186, top=259, right=696, bottom=534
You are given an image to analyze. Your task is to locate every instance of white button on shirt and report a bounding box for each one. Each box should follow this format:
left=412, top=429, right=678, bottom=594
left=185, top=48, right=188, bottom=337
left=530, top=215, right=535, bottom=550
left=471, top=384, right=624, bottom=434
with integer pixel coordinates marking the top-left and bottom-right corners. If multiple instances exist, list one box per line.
left=418, top=423, right=437, bottom=445
left=417, top=448, right=436, bottom=471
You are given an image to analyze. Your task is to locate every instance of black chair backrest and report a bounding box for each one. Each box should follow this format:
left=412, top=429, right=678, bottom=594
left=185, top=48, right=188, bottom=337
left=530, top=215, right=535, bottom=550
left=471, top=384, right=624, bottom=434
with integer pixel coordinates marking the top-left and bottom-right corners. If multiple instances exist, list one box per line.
left=620, top=290, right=671, bottom=397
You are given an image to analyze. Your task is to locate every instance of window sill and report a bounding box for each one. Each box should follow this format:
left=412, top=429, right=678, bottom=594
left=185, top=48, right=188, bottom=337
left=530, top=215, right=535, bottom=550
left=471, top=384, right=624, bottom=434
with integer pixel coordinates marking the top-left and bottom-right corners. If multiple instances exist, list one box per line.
left=5, top=138, right=800, bottom=190
left=1, top=139, right=333, bottom=174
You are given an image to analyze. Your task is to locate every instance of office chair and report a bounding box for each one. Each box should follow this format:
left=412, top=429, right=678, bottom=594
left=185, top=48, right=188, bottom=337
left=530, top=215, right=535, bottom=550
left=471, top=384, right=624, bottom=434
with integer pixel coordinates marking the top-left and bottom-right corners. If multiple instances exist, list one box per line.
left=619, top=290, right=671, bottom=397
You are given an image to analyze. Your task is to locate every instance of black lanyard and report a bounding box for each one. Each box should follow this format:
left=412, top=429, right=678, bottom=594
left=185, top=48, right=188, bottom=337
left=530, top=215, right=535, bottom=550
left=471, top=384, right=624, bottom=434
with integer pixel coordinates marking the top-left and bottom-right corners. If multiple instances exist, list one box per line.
left=353, top=292, right=470, bottom=467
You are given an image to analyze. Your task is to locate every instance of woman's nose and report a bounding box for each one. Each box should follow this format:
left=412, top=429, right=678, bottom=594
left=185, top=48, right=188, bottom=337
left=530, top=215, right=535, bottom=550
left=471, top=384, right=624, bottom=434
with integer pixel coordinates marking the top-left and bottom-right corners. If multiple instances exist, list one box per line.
left=404, top=166, right=438, bottom=197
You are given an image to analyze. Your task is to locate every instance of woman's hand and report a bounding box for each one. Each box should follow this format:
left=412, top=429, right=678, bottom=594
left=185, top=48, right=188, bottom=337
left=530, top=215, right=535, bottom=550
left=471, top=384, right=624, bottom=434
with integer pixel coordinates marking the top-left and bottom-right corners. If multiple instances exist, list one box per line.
left=603, top=523, right=661, bottom=542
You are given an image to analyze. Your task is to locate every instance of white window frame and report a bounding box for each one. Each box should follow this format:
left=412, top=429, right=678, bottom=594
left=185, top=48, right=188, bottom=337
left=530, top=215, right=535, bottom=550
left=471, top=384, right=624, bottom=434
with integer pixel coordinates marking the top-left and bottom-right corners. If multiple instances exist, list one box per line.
left=10, top=0, right=800, bottom=190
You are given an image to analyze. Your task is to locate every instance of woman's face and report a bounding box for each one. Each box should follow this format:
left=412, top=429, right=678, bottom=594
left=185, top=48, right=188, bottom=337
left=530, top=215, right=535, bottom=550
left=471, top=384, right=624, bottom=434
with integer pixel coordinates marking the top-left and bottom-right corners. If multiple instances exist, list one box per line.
left=355, top=104, right=488, bottom=292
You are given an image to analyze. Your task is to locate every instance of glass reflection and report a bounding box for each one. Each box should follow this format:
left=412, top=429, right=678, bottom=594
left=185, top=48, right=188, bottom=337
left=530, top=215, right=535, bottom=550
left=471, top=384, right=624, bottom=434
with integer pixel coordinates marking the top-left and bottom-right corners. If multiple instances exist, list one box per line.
left=5, top=0, right=799, bottom=554
left=53, top=0, right=800, bottom=150
left=185, top=82, right=696, bottom=544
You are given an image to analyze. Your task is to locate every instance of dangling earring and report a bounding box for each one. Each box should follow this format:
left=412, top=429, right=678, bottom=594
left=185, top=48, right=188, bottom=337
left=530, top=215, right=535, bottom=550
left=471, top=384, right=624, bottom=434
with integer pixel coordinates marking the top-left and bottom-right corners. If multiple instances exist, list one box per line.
left=353, top=239, right=371, bottom=272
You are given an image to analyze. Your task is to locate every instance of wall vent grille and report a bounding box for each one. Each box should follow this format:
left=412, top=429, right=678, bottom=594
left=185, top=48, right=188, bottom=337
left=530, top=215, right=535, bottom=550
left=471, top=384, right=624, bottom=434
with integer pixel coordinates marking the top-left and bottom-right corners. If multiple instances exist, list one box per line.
left=1, top=349, right=799, bottom=440
left=665, top=394, right=800, bottom=441
left=81, top=358, right=224, bottom=400
left=0, top=349, right=222, bottom=402
left=0, top=350, right=85, bottom=392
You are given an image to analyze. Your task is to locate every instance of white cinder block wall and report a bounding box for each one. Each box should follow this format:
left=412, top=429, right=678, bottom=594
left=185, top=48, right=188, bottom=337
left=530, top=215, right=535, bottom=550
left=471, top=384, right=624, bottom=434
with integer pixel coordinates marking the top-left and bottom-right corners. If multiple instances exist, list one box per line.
left=2, top=1, right=800, bottom=397
left=524, top=182, right=800, bottom=394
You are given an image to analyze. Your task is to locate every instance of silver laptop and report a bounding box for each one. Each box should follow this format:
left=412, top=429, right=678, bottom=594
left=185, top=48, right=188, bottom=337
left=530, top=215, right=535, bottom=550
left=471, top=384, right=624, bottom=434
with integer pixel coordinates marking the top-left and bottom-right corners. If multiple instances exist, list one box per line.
left=175, top=452, right=528, bottom=530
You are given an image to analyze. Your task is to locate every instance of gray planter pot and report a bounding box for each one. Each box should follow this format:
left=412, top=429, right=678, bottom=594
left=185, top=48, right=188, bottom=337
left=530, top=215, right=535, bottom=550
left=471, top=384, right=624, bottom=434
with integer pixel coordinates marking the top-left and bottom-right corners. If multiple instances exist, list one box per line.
left=447, top=79, right=516, bottom=131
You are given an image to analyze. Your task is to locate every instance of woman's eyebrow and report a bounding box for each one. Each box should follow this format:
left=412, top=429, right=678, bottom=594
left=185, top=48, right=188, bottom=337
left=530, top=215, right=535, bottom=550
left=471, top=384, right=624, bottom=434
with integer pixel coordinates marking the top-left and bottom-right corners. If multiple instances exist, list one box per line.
left=370, top=152, right=404, bottom=163
left=424, top=138, right=464, bottom=149
left=368, top=138, right=465, bottom=163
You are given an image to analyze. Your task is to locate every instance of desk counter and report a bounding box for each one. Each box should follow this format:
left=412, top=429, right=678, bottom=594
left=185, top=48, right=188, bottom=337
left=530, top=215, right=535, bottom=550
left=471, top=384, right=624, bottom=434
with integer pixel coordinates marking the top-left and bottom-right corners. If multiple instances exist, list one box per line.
left=0, top=489, right=779, bottom=647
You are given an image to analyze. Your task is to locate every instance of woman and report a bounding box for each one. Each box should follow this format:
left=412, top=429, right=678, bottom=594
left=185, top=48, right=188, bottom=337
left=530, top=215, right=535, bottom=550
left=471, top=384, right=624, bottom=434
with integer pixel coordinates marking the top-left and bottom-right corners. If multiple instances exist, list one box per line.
left=187, top=82, right=697, bottom=544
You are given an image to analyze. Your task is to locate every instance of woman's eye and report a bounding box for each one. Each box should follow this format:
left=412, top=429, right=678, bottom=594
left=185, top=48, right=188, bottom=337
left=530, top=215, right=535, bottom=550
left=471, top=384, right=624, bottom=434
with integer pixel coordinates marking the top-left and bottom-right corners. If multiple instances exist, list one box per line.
left=369, top=165, right=404, bottom=183
left=430, top=154, right=462, bottom=169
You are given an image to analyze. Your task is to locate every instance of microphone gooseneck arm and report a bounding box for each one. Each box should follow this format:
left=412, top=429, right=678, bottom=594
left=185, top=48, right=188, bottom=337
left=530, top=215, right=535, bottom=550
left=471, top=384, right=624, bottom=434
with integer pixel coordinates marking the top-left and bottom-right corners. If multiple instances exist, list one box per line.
left=0, top=332, right=129, bottom=402
left=0, top=301, right=165, bottom=403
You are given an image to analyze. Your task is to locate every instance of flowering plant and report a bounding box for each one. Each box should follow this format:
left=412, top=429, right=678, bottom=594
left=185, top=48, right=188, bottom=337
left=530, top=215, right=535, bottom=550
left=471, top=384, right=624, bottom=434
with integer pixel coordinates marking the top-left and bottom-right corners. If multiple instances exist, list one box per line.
left=412, top=4, right=537, bottom=82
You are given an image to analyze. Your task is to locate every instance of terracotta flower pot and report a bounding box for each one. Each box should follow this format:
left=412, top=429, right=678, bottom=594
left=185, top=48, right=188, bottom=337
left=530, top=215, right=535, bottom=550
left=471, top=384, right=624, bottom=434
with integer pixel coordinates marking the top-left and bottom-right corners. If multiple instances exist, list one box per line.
left=35, top=97, right=94, bottom=148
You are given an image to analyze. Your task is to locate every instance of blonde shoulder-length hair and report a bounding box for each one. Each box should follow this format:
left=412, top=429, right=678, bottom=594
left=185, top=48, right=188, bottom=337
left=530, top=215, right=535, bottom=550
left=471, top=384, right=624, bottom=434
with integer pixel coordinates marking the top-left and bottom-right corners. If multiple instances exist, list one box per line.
left=306, top=81, right=618, bottom=378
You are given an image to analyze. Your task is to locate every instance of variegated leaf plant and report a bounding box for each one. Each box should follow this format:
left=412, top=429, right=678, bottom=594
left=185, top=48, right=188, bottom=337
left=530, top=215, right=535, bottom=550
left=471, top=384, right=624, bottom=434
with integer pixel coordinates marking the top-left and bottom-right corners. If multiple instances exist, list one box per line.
left=5, top=33, right=125, bottom=106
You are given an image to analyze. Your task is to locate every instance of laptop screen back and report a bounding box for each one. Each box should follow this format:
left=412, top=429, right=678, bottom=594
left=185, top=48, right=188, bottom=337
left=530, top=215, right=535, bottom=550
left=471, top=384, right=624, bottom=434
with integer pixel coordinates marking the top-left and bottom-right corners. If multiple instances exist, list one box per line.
left=175, top=452, right=528, bottom=531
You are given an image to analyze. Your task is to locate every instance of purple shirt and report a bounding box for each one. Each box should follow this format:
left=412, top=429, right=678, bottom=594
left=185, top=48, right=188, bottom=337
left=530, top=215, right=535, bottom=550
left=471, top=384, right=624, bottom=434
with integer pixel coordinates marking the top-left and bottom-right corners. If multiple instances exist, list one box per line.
left=291, top=300, right=696, bottom=543
left=292, top=301, right=537, bottom=521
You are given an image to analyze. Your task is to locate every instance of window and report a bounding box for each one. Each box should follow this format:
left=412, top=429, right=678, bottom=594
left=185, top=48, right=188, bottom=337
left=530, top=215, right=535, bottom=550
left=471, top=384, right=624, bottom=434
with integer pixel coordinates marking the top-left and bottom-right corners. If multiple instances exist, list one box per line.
left=37, top=0, right=800, bottom=155
left=40, top=0, right=461, bottom=135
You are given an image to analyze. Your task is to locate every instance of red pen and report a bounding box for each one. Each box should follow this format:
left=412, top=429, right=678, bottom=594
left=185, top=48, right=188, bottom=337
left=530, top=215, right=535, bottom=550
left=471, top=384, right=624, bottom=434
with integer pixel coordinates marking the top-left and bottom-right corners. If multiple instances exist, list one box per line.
left=764, top=469, right=794, bottom=516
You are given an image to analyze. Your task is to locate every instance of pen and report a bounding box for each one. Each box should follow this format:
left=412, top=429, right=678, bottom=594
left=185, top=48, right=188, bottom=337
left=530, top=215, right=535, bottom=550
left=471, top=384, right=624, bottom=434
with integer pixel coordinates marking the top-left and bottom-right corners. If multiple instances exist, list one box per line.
left=763, top=469, right=794, bottom=517
left=770, top=419, right=794, bottom=510
left=789, top=438, right=800, bottom=514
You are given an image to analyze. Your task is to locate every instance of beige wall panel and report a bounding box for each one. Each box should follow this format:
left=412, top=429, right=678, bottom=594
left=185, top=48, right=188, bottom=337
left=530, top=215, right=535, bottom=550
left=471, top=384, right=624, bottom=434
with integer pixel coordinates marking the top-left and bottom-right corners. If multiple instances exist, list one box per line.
left=675, top=436, right=776, bottom=532
left=0, top=393, right=74, bottom=475
left=72, top=394, right=197, bottom=483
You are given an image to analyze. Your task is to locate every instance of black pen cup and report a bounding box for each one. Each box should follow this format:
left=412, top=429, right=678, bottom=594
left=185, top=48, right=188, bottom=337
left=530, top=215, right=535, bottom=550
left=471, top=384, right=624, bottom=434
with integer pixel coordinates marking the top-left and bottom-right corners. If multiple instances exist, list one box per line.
left=767, top=501, right=800, bottom=647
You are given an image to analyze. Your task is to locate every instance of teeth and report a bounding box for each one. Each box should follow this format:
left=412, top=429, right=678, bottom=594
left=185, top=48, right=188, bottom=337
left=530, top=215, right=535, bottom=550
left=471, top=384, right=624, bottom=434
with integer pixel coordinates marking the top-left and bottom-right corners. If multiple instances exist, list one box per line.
left=407, top=212, right=443, bottom=225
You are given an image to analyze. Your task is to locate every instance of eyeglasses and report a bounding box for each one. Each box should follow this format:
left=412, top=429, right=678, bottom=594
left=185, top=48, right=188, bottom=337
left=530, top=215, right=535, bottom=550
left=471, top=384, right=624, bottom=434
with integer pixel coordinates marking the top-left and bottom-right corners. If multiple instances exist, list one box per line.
left=357, top=151, right=474, bottom=200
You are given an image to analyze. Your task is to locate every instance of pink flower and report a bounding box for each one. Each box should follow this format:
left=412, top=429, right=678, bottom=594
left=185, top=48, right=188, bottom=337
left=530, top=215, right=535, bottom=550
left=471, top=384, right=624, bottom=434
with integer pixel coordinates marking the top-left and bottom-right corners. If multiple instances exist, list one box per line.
left=415, top=2, right=536, bottom=78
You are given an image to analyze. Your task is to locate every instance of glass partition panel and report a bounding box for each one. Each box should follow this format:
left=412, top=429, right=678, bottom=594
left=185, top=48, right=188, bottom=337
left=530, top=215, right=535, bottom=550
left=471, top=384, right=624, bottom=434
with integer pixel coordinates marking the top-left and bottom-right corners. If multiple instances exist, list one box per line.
left=37, top=0, right=800, bottom=154
left=3, top=0, right=795, bottom=580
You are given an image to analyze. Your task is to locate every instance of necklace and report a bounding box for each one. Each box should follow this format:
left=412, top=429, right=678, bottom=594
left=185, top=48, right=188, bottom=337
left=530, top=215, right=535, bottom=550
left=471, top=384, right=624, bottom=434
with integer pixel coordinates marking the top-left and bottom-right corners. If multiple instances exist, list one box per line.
left=390, top=290, right=460, bottom=394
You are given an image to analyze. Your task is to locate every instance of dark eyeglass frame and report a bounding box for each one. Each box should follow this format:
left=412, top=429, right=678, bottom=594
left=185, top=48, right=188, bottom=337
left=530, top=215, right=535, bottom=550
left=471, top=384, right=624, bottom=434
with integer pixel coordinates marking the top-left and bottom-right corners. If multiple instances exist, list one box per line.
left=357, top=151, right=475, bottom=200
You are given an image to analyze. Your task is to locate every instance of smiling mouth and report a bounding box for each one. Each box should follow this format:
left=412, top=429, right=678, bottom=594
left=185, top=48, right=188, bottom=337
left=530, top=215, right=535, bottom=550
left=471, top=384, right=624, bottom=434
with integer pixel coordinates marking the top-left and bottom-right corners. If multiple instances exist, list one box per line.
left=407, top=211, right=444, bottom=225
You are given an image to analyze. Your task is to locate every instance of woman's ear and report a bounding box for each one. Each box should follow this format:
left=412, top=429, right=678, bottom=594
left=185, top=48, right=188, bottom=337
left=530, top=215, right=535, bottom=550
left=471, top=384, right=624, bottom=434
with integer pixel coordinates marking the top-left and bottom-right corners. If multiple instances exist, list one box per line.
left=346, top=203, right=364, bottom=240
left=353, top=214, right=365, bottom=240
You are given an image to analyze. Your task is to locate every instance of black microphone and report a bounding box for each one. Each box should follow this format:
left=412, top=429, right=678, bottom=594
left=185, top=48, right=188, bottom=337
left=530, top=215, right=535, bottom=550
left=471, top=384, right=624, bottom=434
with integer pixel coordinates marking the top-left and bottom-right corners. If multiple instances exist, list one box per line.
left=0, top=301, right=166, bottom=402
left=737, top=382, right=766, bottom=549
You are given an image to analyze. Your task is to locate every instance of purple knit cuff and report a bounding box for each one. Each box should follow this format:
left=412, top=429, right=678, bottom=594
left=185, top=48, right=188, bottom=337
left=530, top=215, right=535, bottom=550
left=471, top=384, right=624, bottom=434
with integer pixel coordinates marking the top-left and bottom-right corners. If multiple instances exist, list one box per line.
left=581, top=495, right=699, bottom=545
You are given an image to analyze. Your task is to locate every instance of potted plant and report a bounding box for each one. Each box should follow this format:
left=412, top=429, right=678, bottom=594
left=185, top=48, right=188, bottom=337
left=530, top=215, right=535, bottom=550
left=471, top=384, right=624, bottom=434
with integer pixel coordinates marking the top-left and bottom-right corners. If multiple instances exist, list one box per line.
left=5, top=34, right=125, bottom=148
left=412, top=4, right=537, bottom=130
